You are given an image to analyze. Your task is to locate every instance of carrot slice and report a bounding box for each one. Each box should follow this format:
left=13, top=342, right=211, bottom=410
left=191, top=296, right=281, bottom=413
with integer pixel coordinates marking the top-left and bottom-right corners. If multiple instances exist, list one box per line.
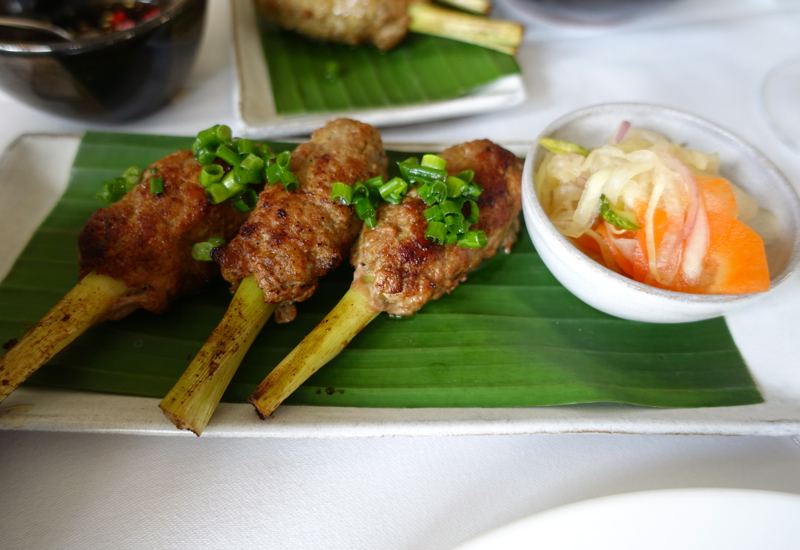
left=695, top=177, right=738, bottom=218
left=705, top=218, right=770, bottom=294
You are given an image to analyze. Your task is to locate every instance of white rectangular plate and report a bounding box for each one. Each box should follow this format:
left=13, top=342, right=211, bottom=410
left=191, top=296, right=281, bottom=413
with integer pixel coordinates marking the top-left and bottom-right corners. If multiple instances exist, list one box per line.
left=231, top=0, right=527, bottom=139
left=1, top=134, right=799, bottom=438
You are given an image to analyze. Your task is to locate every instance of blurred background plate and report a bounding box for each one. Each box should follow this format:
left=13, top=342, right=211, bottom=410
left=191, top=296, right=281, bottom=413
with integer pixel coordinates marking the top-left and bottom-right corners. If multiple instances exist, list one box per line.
left=231, top=0, right=526, bottom=139
left=453, top=489, right=800, bottom=550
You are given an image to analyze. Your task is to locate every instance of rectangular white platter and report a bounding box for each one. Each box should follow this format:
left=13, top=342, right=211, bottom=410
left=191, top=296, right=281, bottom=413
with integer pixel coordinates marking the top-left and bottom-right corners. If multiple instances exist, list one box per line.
left=231, top=0, right=527, bottom=139
left=1, top=134, right=799, bottom=438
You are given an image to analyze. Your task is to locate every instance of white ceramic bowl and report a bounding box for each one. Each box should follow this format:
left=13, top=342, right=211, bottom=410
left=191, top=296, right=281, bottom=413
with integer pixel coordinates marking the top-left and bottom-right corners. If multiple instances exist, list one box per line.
left=521, top=103, right=800, bottom=323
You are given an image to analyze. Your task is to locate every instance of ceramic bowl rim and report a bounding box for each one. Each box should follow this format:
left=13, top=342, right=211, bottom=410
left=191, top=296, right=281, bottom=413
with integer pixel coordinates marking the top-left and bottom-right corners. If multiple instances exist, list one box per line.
left=523, top=102, right=800, bottom=306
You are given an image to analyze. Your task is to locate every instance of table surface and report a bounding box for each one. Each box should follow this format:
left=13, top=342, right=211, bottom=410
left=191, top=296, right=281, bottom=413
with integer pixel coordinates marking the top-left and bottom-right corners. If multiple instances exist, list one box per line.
left=2, top=1, right=800, bottom=548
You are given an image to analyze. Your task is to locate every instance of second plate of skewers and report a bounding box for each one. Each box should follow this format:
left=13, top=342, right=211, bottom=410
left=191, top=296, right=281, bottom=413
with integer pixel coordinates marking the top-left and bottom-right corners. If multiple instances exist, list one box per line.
left=232, top=0, right=527, bottom=138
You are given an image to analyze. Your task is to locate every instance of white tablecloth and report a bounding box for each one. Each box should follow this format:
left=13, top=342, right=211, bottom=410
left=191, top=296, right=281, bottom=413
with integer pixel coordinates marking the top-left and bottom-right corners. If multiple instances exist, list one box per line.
left=2, top=1, right=800, bottom=548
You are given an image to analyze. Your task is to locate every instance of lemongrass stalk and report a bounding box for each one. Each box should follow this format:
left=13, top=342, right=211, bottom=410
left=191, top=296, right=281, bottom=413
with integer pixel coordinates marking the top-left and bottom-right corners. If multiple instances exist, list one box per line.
left=160, top=276, right=275, bottom=436
left=408, top=3, right=523, bottom=55
left=0, top=271, right=128, bottom=403
left=436, top=0, right=492, bottom=16
left=249, top=288, right=379, bottom=419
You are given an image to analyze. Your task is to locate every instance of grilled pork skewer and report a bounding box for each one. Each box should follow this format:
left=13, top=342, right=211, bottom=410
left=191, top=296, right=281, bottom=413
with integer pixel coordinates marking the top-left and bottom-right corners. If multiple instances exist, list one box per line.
left=249, top=140, right=523, bottom=419
left=0, top=150, right=249, bottom=404
left=255, top=0, right=523, bottom=54
left=159, top=119, right=388, bottom=435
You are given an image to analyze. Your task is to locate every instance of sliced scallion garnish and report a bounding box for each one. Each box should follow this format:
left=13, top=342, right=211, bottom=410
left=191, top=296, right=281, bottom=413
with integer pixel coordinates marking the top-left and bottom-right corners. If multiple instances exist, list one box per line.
left=199, top=164, right=224, bottom=188
left=232, top=189, right=258, bottom=212
left=192, top=236, right=226, bottom=261
left=150, top=177, right=164, bottom=194
left=331, top=182, right=354, bottom=205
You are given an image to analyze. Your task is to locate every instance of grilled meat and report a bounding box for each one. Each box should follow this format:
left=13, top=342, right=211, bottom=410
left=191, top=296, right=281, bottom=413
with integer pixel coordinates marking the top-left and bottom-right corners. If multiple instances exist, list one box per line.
left=79, top=150, right=249, bottom=319
left=255, top=0, right=415, bottom=51
left=212, top=119, right=388, bottom=323
left=350, top=139, right=522, bottom=316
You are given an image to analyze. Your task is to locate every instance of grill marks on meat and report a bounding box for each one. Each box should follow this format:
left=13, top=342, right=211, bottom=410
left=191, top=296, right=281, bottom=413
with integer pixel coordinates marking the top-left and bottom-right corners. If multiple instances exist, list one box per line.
left=79, top=150, right=249, bottom=319
left=213, top=119, right=388, bottom=323
left=351, top=140, right=522, bottom=316
left=254, top=0, right=413, bottom=51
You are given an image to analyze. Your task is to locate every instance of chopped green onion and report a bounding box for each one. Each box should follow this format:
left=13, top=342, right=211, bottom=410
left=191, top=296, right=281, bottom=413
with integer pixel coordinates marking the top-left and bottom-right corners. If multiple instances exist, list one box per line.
left=222, top=170, right=247, bottom=197
left=354, top=195, right=376, bottom=226
left=463, top=199, right=479, bottom=224
left=398, top=161, right=448, bottom=186
left=195, top=147, right=217, bottom=165
left=379, top=177, right=408, bottom=205
left=439, top=199, right=460, bottom=217
left=232, top=189, right=259, bottom=212
left=197, top=125, right=232, bottom=149
left=417, top=181, right=448, bottom=205
left=232, top=165, right=262, bottom=185
left=199, top=164, right=224, bottom=188
left=240, top=153, right=264, bottom=172
left=276, top=151, right=291, bottom=170
left=446, top=176, right=467, bottom=198
left=280, top=170, right=299, bottom=192
left=265, top=162, right=282, bottom=185
left=206, top=183, right=229, bottom=204
left=149, top=167, right=159, bottom=174
left=456, top=170, right=474, bottom=184
left=364, top=175, right=384, bottom=188
left=123, top=166, right=141, bottom=189
left=192, top=236, right=226, bottom=262
left=424, top=205, right=444, bottom=223
left=150, top=177, right=164, bottom=194
left=425, top=221, right=447, bottom=244
left=538, top=138, right=590, bottom=157
left=445, top=214, right=464, bottom=232
left=457, top=230, right=487, bottom=248
left=215, top=145, right=239, bottom=166
left=444, top=233, right=458, bottom=245
left=255, top=144, right=270, bottom=157
left=331, top=182, right=354, bottom=205
left=464, top=182, right=483, bottom=199
left=421, top=154, right=446, bottom=170
left=96, top=177, right=128, bottom=206
left=237, top=139, right=255, bottom=156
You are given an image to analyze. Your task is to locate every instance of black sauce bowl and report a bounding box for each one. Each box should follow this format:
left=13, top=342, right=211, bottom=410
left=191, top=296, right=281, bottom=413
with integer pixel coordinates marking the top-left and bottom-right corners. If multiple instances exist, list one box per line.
left=0, top=0, right=207, bottom=122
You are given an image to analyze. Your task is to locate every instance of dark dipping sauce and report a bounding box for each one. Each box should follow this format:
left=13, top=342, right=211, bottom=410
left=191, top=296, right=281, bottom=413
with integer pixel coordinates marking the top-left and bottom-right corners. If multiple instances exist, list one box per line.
left=0, top=0, right=207, bottom=122
left=48, top=2, right=163, bottom=39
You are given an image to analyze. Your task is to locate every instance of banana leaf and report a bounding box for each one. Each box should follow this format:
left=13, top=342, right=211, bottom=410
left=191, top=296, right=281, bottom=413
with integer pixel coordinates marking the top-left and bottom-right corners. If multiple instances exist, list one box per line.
left=0, top=132, right=763, bottom=408
left=258, top=19, right=521, bottom=114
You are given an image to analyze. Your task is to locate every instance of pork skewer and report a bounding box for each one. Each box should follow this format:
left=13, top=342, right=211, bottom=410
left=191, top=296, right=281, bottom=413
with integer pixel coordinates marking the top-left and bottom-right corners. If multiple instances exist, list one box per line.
left=0, top=149, right=250, bottom=404
left=248, top=140, right=523, bottom=419
left=255, top=0, right=523, bottom=54
left=159, top=119, right=388, bottom=435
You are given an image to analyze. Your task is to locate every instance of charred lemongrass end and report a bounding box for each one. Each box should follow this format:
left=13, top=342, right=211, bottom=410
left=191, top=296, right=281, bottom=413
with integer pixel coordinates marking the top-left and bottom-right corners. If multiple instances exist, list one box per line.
left=437, top=0, right=492, bottom=15
left=159, top=276, right=276, bottom=436
left=0, top=271, right=128, bottom=403
left=408, top=4, right=523, bottom=55
left=248, top=288, right=380, bottom=420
